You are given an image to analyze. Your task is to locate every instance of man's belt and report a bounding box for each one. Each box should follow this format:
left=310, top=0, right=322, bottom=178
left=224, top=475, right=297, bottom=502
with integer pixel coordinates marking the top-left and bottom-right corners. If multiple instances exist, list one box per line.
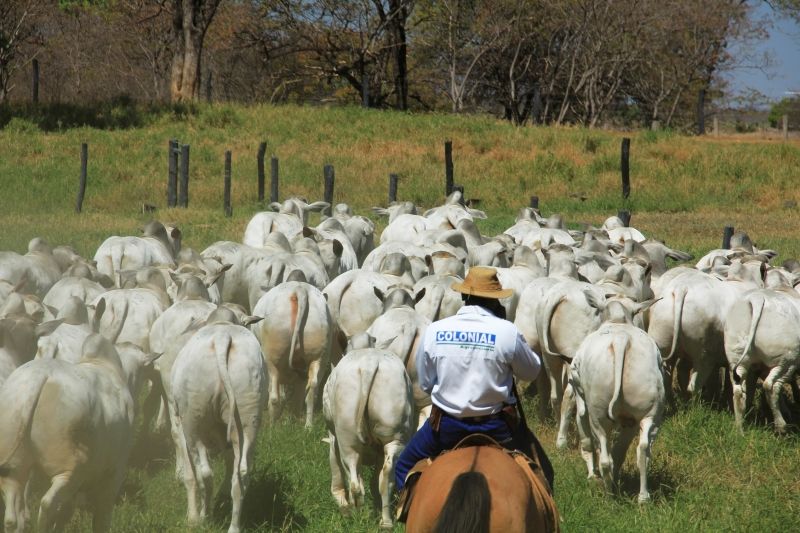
left=430, top=404, right=517, bottom=431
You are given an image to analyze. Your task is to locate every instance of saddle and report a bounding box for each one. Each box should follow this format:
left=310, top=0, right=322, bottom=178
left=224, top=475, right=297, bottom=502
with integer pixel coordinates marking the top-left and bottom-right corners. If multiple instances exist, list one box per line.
left=395, top=434, right=560, bottom=532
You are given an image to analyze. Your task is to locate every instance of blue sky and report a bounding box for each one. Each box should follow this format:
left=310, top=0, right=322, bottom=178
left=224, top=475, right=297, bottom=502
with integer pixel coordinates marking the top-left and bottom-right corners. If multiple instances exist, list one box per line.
left=725, top=5, right=800, bottom=102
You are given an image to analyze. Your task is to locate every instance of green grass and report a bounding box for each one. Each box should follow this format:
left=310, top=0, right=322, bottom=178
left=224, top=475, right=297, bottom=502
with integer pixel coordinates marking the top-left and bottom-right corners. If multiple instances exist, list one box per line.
left=2, top=102, right=800, bottom=531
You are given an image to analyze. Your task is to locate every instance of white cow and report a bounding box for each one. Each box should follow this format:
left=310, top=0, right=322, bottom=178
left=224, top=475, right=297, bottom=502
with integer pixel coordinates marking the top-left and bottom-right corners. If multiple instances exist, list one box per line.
left=724, top=288, right=800, bottom=433
left=169, top=316, right=266, bottom=533
left=43, top=274, right=107, bottom=311
left=413, top=274, right=464, bottom=322
left=366, top=287, right=431, bottom=426
left=252, top=281, right=336, bottom=427
left=569, top=300, right=665, bottom=503
left=0, top=238, right=62, bottom=297
left=36, top=296, right=100, bottom=362
left=0, top=295, right=62, bottom=386
left=93, top=221, right=181, bottom=285
left=0, top=334, right=156, bottom=532
left=323, top=348, right=414, bottom=529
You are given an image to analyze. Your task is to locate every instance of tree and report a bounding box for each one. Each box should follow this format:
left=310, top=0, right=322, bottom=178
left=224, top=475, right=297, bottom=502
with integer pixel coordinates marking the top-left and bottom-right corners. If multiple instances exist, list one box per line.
left=169, top=0, right=223, bottom=102
left=0, top=0, right=46, bottom=103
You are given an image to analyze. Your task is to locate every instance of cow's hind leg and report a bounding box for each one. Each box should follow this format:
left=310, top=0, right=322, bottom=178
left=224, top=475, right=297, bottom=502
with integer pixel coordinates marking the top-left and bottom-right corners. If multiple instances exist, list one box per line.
left=636, top=417, right=659, bottom=503
left=327, top=432, right=349, bottom=510
left=305, top=359, right=321, bottom=429
left=574, top=394, right=596, bottom=478
left=378, top=440, right=404, bottom=529
left=731, top=365, right=749, bottom=433
left=556, top=380, right=576, bottom=450
left=267, top=361, right=281, bottom=424
left=37, top=473, right=80, bottom=533
left=2, top=472, right=30, bottom=533
left=589, top=417, right=614, bottom=493
left=764, top=364, right=797, bottom=434
left=610, top=425, right=637, bottom=488
left=196, top=442, right=214, bottom=520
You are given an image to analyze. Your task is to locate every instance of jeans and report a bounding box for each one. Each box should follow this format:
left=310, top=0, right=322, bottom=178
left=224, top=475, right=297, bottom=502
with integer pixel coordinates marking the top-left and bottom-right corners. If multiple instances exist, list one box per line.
left=395, top=415, right=517, bottom=490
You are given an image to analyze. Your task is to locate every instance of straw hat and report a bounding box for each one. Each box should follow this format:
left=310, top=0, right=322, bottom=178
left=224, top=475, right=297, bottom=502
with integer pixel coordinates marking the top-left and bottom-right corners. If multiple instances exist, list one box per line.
left=451, top=267, right=513, bottom=299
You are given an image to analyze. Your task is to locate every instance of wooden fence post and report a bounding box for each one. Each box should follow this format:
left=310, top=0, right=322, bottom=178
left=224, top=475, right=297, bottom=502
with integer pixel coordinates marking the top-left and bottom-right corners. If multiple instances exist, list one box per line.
left=179, top=144, right=190, bottom=207
left=75, top=143, right=88, bottom=213
left=783, top=114, right=789, bottom=140
left=323, top=164, right=335, bottom=216
left=224, top=151, right=232, bottom=217
left=270, top=156, right=279, bottom=204
left=722, top=225, right=734, bottom=249
left=32, top=59, right=39, bottom=104
left=257, top=142, right=267, bottom=203
left=621, top=137, right=631, bottom=199
left=651, top=120, right=660, bottom=131
left=529, top=195, right=539, bottom=209
left=713, top=117, right=719, bottom=137
left=167, top=139, right=178, bottom=207
left=389, top=173, right=399, bottom=203
left=445, top=140, right=453, bottom=197
left=618, top=210, right=631, bottom=227
left=206, top=71, right=212, bottom=102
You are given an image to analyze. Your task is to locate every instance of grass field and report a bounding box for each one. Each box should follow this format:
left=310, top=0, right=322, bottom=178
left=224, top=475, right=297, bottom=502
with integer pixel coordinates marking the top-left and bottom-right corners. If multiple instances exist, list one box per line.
left=1, top=102, right=800, bottom=532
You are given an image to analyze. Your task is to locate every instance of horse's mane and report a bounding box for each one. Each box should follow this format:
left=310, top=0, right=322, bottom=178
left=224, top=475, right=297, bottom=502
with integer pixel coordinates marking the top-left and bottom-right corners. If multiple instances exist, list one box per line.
left=434, top=471, right=491, bottom=533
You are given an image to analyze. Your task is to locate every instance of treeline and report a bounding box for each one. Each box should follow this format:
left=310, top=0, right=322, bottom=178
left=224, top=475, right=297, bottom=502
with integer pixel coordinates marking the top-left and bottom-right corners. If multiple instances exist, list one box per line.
left=0, top=0, right=791, bottom=128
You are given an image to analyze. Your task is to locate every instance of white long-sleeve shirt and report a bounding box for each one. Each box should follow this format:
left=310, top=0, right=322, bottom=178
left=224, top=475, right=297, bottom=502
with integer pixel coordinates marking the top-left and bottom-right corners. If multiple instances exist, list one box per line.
left=416, top=305, right=541, bottom=418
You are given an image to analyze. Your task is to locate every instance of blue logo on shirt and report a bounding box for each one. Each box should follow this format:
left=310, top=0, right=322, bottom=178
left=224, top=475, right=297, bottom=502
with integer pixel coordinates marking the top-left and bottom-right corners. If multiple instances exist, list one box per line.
left=436, top=330, right=496, bottom=348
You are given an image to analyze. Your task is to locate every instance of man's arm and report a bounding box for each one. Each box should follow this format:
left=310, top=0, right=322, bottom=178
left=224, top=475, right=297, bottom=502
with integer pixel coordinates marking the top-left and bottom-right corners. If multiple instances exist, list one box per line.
left=415, top=334, right=436, bottom=394
left=510, top=332, right=541, bottom=381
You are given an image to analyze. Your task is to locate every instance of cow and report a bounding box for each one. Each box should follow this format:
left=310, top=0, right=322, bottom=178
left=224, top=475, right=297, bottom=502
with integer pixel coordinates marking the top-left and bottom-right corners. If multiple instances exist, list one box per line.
left=170, top=315, right=266, bottom=533
left=42, top=271, right=107, bottom=312
left=724, top=287, right=800, bottom=433
left=371, top=201, right=418, bottom=223
left=413, top=273, right=464, bottom=322
left=0, top=238, right=62, bottom=297
left=0, top=294, right=62, bottom=387
left=366, top=287, right=431, bottom=426
left=93, top=221, right=182, bottom=285
left=0, top=333, right=157, bottom=532
left=252, top=280, right=336, bottom=427
left=242, top=198, right=330, bottom=247
left=323, top=348, right=414, bottom=529
left=568, top=299, right=665, bottom=503
left=35, top=296, right=100, bottom=362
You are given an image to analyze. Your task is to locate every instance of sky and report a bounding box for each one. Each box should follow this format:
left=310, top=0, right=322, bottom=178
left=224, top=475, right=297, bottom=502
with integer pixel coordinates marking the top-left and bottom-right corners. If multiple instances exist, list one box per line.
left=725, top=4, right=800, bottom=103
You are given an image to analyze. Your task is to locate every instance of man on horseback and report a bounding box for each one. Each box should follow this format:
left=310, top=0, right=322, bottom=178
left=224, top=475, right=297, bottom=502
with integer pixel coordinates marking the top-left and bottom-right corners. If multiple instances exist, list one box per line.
left=395, top=266, right=554, bottom=494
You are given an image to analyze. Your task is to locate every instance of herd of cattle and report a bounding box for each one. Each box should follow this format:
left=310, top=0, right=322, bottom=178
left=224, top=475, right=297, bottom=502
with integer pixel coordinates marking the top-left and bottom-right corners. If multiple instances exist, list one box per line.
left=0, top=190, right=797, bottom=531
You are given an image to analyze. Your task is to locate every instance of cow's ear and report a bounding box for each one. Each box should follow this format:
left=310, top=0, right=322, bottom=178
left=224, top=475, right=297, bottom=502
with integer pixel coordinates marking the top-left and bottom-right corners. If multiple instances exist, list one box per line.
left=414, top=287, right=427, bottom=304
left=467, top=208, right=487, bottom=219
left=92, top=298, right=106, bottom=333
left=373, top=287, right=385, bottom=302
left=242, top=315, right=263, bottom=327
left=371, top=207, right=389, bottom=217
left=305, top=201, right=330, bottom=212
left=634, top=298, right=660, bottom=315
left=36, top=319, right=63, bottom=338
left=170, top=227, right=182, bottom=240
left=332, top=239, right=343, bottom=257
left=424, top=254, right=434, bottom=273
left=302, top=226, right=315, bottom=239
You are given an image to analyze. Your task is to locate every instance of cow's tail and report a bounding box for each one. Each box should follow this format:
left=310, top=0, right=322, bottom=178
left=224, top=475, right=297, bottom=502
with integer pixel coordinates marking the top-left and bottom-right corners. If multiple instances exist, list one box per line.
left=214, top=332, right=239, bottom=445
left=267, top=261, right=286, bottom=290
left=288, top=285, right=309, bottom=371
left=539, top=292, right=567, bottom=358
left=428, top=284, right=445, bottom=322
left=608, top=333, right=630, bottom=421
left=663, top=286, right=687, bottom=362
left=0, top=373, right=48, bottom=473
left=111, top=243, right=125, bottom=288
left=355, top=360, right=381, bottom=443
left=733, top=296, right=765, bottom=372
left=106, top=297, right=128, bottom=345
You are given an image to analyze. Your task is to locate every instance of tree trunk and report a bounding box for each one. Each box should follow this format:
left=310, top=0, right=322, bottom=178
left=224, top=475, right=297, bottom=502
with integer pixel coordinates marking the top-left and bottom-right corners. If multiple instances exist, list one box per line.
left=388, top=0, right=408, bottom=110
left=697, top=87, right=706, bottom=135
left=170, top=0, right=219, bottom=103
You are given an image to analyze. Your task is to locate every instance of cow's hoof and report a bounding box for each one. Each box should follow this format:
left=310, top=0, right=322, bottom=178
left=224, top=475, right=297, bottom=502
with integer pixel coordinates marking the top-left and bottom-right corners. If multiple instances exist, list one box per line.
left=638, top=494, right=651, bottom=504
left=556, top=436, right=568, bottom=450
left=379, top=519, right=393, bottom=530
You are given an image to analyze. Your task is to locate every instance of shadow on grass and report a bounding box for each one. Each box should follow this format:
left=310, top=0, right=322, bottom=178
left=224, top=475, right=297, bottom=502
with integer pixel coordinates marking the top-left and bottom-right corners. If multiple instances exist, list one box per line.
left=0, top=98, right=199, bottom=131
left=211, top=467, right=308, bottom=531
left=616, top=459, right=679, bottom=502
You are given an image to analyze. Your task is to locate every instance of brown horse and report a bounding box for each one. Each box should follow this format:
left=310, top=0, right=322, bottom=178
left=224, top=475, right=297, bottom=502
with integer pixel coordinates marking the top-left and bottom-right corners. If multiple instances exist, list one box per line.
left=405, top=444, right=559, bottom=533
